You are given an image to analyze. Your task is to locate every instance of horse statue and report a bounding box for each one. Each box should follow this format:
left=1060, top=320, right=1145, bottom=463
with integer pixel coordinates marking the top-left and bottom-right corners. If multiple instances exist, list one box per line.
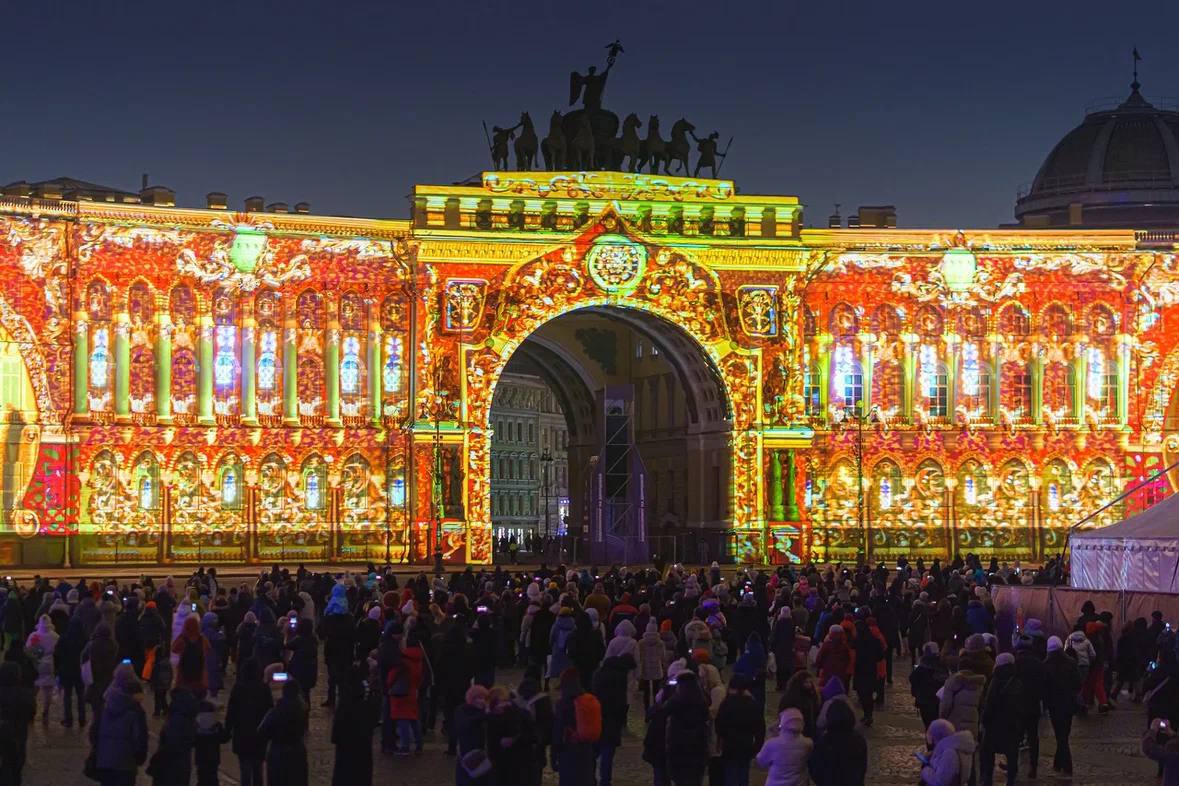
left=617, top=113, right=642, bottom=172
left=541, top=110, right=567, bottom=170
left=666, top=118, right=695, bottom=174
left=513, top=112, right=539, bottom=171
left=638, top=115, right=667, bottom=174
left=569, top=114, right=596, bottom=170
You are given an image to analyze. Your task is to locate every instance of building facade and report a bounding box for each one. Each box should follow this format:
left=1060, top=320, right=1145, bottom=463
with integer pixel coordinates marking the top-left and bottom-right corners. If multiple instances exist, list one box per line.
left=0, top=166, right=1177, bottom=568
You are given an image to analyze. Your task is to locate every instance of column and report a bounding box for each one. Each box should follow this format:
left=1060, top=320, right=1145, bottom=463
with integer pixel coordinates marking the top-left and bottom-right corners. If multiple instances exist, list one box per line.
left=369, top=323, right=383, bottom=427
left=945, top=333, right=959, bottom=419
left=73, top=314, right=89, bottom=417
left=1031, top=347, right=1044, bottom=425
left=1117, top=334, right=1131, bottom=427
left=989, top=335, right=1003, bottom=425
left=114, top=312, right=131, bottom=419
left=241, top=313, right=257, bottom=424
left=769, top=451, right=785, bottom=520
left=197, top=314, right=215, bottom=425
left=1071, top=346, right=1087, bottom=422
left=816, top=335, right=832, bottom=420
left=784, top=448, right=800, bottom=521
left=326, top=324, right=341, bottom=426
left=282, top=318, right=299, bottom=426
left=156, top=307, right=172, bottom=422
left=858, top=333, right=875, bottom=414
left=901, top=333, right=918, bottom=421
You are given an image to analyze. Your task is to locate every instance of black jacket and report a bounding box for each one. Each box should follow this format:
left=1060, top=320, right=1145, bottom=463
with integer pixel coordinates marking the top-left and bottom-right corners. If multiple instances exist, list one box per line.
left=258, top=695, right=309, bottom=786
left=715, top=692, right=766, bottom=760
left=318, top=613, right=356, bottom=671
left=1043, top=651, right=1081, bottom=717
left=224, top=679, right=273, bottom=757
left=1013, top=650, right=1047, bottom=717
left=809, top=701, right=868, bottom=786
left=149, top=689, right=198, bottom=785
left=591, top=653, right=635, bottom=748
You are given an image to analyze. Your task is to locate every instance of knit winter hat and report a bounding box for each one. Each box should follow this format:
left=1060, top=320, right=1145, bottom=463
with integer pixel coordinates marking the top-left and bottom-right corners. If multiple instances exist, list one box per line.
left=964, top=634, right=986, bottom=654
left=1046, top=635, right=1063, bottom=653
left=928, top=718, right=955, bottom=745
left=995, top=652, right=1015, bottom=667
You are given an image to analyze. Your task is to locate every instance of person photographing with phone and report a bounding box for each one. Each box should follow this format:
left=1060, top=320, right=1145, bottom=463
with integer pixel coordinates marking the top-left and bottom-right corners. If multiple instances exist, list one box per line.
left=1143, top=717, right=1179, bottom=786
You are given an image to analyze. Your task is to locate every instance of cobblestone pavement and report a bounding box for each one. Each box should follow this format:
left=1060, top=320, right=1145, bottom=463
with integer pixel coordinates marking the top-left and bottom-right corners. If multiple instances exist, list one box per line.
left=21, top=665, right=1159, bottom=786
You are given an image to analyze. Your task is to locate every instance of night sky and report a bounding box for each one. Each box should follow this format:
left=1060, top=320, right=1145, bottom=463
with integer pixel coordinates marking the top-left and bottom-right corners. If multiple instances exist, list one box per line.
left=6, top=1, right=1178, bottom=227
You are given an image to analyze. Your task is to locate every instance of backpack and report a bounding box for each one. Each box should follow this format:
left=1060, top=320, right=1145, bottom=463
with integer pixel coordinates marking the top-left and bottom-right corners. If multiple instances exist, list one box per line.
left=178, top=638, right=203, bottom=678
left=570, top=693, right=602, bottom=743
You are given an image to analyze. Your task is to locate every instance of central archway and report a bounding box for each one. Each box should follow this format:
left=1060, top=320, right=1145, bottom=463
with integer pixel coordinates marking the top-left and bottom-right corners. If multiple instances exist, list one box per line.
left=485, top=305, right=735, bottom=563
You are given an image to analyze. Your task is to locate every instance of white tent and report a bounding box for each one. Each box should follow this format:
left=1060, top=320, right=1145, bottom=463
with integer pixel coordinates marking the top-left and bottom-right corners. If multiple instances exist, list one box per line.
left=1070, top=492, right=1179, bottom=592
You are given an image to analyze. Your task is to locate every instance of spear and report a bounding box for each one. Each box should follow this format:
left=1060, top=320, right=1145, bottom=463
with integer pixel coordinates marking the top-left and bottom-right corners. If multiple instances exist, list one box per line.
left=481, top=121, right=495, bottom=167
left=715, top=136, right=735, bottom=176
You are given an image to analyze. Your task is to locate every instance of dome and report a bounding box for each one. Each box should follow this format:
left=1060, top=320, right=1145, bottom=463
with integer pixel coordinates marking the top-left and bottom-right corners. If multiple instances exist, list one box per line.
left=1015, top=83, right=1179, bottom=228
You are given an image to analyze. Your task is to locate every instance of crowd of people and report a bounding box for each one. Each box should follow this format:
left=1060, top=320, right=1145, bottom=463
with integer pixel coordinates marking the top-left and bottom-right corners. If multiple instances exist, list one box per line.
left=0, top=553, right=1172, bottom=786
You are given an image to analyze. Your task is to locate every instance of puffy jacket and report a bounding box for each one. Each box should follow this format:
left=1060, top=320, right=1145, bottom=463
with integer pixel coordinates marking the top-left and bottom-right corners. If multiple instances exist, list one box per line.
left=387, top=645, right=425, bottom=721
left=938, top=670, right=984, bottom=738
left=716, top=692, right=766, bottom=760
left=94, top=690, right=148, bottom=773
left=921, top=729, right=976, bottom=786
left=756, top=710, right=813, bottom=786
left=1066, top=631, right=1095, bottom=670
left=1043, top=651, right=1081, bottom=716
left=638, top=631, right=667, bottom=681
left=591, top=653, right=636, bottom=748
left=547, top=616, right=576, bottom=678
left=815, top=634, right=852, bottom=688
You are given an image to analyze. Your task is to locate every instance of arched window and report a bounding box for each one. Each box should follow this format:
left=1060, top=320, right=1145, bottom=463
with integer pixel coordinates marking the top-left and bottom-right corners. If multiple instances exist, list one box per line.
left=380, top=296, right=405, bottom=417
left=915, top=305, right=944, bottom=340
left=803, top=362, right=823, bottom=416
left=387, top=468, right=406, bottom=507
left=870, top=304, right=902, bottom=337
left=874, top=460, right=903, bottom=511
left=218, top=456, right=243, bottom=510
left=296, top=290, right=324, bottom=417
left=341, top=336, right=361, bottom=395
left=1088, top=304, right=1117, bottom=337
left=255, top=290, right=282, bottom=417
left=834, top=344, right=862, bottom=408
left=1043, top=304, right=1073, bottom=339
left=212, top=288, right=238, bottom=402
left=339, top=293, right=367, bottom=417
left=998, top=304, right=1031, bottom=336
left=919, top=344, right=948, bottom=416
left=85, top=281, right=112, bottom=410
left=128, top=282, right=156, bottom=413
left=957, top=307, right=986, bottom=339
left=343, top=454, right=370, bottom=511
left=259, top=454, right=286, bottom=514
left=803, top=306, right=817, bottom=338
left=961, top=341, right=989, bottom=412
left=169, top=286, right=198, bottom=416
left=133, top=452, right=160, bottom=512
left=301, top=456, right=328, bottom=512
left=173, top=452, right=201, bottom=515
left=829, top=303, right=859, bottom=339
left=956, top=460, right=989, bottom=508
left=1042, top=459, right=1072, bottom=513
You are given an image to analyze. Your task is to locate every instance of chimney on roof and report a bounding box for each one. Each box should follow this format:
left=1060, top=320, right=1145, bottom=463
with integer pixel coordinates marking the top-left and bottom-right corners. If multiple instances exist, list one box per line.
left=293, top=201, right=311, bottom=214
left=139, top=185, right=176, bottom=207
left=141, top=173, right=149, bottom=191
left=244, top=195, right=264, bottom=212
left=827, top=203, right=842, bottom=228
left=851, top=205, right=896, bottom=229
left=206, top=192, right=228, bottom=210
left=266, top=202, right=289, bottom=214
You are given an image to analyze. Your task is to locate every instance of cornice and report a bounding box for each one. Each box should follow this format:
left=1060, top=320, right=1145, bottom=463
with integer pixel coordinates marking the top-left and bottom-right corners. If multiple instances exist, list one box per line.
left=800, top=227, right=1139, bottom=253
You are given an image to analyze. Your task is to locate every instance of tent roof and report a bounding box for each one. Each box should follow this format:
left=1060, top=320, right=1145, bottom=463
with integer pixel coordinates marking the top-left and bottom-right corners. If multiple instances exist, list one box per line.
left=1072, top=492, right=1179, bottom=540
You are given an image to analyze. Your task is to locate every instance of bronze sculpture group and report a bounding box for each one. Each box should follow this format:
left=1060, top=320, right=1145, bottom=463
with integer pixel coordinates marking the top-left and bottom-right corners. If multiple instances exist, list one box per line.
left=486, top=41, right=729, bottom=177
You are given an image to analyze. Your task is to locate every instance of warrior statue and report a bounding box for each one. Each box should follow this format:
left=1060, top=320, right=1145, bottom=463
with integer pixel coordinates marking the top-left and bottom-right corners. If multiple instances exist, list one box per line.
left=562, top=40, right=624, bottom=169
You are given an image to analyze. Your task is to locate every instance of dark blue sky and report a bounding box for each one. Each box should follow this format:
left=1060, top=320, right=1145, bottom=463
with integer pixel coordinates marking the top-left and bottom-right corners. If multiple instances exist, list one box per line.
left=5, top=1, right=1177, bottom=227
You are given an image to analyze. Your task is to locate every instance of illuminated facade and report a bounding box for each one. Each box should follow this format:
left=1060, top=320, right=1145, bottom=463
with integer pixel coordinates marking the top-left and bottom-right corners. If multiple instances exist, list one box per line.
left=0, top=170, right=1178, bottom=567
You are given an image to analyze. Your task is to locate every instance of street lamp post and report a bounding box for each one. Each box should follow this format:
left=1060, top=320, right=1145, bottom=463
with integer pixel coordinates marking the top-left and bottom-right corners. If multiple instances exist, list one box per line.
left=541, top=448, right=553, bottom=539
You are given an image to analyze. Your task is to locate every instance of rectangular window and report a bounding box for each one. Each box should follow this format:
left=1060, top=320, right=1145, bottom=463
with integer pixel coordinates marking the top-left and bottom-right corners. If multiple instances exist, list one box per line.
left=804, top=369, right=822, bottom=416
left=1012, top=371, right=1032, bottom=418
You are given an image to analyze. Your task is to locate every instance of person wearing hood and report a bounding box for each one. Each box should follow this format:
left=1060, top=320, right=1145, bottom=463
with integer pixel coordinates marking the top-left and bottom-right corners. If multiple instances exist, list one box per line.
left=734, top=631, right=768, bottom=710
left=148, top=686, right=199, bottom=786
left=852, top=616, right=885, bottom=726
left=979, top=652, right=1022, bottom=786
left=920, top=718, right=975, bottom=786
left=0, top=660, right=35, bottom=784
left=591, top=638, right=637, bottom=786
left=354, top=605, right=382, bottom=663
left=331, top=665, right=378, bottom=786
left=1042, top=635, right=1081, bottom=775
left=770, top=607, right=797, bottom=692
left=809, top=681, right=868, bottom=786
left=716, top=673, right=766, bottom=786
left=958, top=634, right=994, bottom=687
left=637, top=620, right=668, bottom=712
left=224, top=658, right=272, bottom=786
left=387, top=627, right=426, bottom=755
left=438, top=623, right=475, bottom=755
left=91, top=663, right=149, bottom=786
left=171, top=614, right=210, bottom=698
left=258, top=679, right=309, bottom=786
left=756, top=707, right=812, bottom=786
left=910, top=641, right=947, bottom=729
left=663, top=671, right=712, bottom=786
left=566, top=610, right=605, bottom=692
left=318, top=584, right=356, bottom=709
left=284, top=617, right=318, bottom=703
left=84, top=622, right=119, bottom=720
left=200, top=612, right=226, bottom=699
left=454, top=684, right=490, bottom=781
left=938, top=656, right=985, bottom=740
left=235, top=610, right=258, bottom=665
left=112, top=596, right=145, bottom=675
left=1012, top=634, right=1046, bottom=778
left=2, top=591, right=25, bottom=650
left=815, top=624, right=851, bottom=690
left=486, top=685, right=535, bottom=786
left=25, top=614, right=58, bottom=722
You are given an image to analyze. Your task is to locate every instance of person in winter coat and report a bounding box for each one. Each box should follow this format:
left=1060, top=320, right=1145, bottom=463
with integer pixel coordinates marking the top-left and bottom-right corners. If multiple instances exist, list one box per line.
left=317, top=584, right=355, bottom=708
left=770, top=607, right=796, bottom=691
left=567, top=611, right=606, bottom=692
left=551, top=669, right=595, bottom=786
left=149, top=686, right=199, bottom=786
left=224, top=658, right=272, bottom=786
left=2, top=592, right=25, bottom=651
left=1142, top=719, right=1179, bottom=786
left=258, top=679, right=309, bottom=786
left=84, top=622, right=119, bottom=720
left=387, top=629, right=426, bottom=755
left=486, top=685, right=535, bottom=786
left=25, top=614, right=58, bottom=721
left=113, top=597, right=145, bottom=675
left=958, top=634, right=994, bottom=686
left=815, top=625, right=852, bottom=690
left=252, top=608, right=282, bottom=668
left=91, top=664, right=149, bottom=786
left=938, top=662, right=985, bottom=740
left=516, top=672, right=553, bottom=786
left=852, top=618, right=884, bottom=725
left=591, top=645, right=636, bottom=786
left=55, top=615, right=87, bottom=727
left=808, top=692, right=867, bottom=786
left=438, top=624, right=475, bottom=755
left=193, top=699, right=226, bottom=786
left=171, top=614, right=210, bottom=698
left=235, top=611, right=258, bottom=665
left=756, top=707, right=811, bottom=786
left=1042, top=635, right=1081, bottom=775
left=920, top=718, right=976, bottom=786
left=548, top=609, right=577, bottom=686
left=283, top=617, right=318, bottom=703
left=0, top=661, right=35, bottom=784
left=778, top=670, right=821, bottom=739
left=1113, top=620, right=1143, bottom=704
left=716, top=674, right=766, bottom=786
left=200, top=613, right=226, bottom=699
left=978, top=653, right=1022, bottom=786
left=454, top=684, right=490, bottom=764
left=733, top=631, right=769, bottom=710
left=331, top=666, right=378, bottom=786
left=528, top=602, right=556, bottom=672
left=637, top=620, right=668, bottom=711
left=910, top=642, right=947, bottom=729
left=664, top=670, right=712, bottom=786
left=1012, top=637, right=1047, bottom=778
